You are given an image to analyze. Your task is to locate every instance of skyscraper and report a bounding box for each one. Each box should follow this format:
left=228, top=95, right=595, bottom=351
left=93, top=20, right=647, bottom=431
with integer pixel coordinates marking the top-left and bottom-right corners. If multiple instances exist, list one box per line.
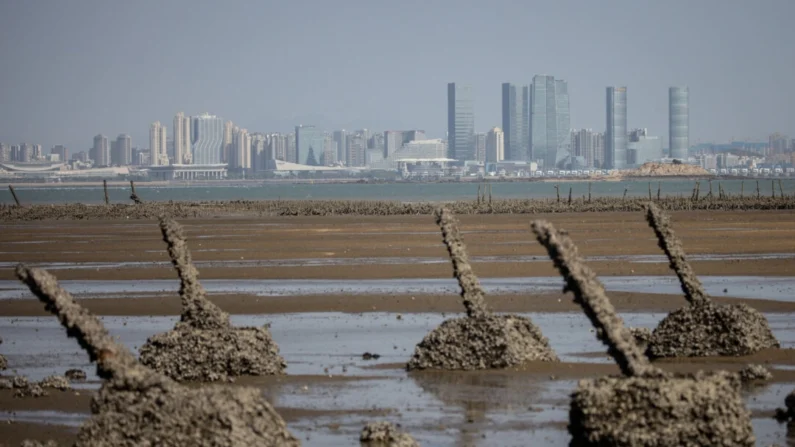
left=112, top=134, right=131, bottom=166
left=230, top=127, right=251, bottom=169
left=447, top=83, right=475, bottom=160
left=530, top=75, right=570, bottom=169
left=346, top=133, right=366, bottom=167
left=295, top=125, right=324, bottom=165
left=473, top=133, right=486, bottom=163
left=333, top=130, right=348, bottom=163
left=501, top=83, right=530, bottom=161
left=605, top=87, right=627, bottom=169
left=669, top=87, right=689, bottom=160
left=174, top=112, right=191, bottom=164
left=486, top=127, right=505, bottom=163
left=93, top=134, right=110, bottom=166
left=149, top=122, right=167, bottom=166
left=191, top=114, right=224, bottom=165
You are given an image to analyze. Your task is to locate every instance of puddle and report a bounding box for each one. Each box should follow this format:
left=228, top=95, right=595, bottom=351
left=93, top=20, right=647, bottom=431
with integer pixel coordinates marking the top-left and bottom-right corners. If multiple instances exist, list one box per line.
left=0, top=276, right=793, bottom=301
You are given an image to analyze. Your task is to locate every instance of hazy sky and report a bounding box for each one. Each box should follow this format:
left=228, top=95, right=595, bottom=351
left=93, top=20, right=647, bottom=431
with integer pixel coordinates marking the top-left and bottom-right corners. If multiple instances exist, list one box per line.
left=1, top=0, right=793, bottom=152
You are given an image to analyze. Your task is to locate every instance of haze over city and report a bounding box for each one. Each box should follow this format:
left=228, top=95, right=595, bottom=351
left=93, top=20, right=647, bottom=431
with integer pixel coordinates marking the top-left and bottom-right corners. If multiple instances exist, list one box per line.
left=1, top=0, right=793, bottom=152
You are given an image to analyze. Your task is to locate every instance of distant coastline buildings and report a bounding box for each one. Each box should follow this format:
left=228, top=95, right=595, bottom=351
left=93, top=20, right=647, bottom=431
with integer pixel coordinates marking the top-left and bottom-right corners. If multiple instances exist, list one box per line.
left=149, top=122, right=167, bottom=166
left=447, top=83, right=475, bottom=161
left=605, top=86, right=627, bottom=169
left=530, top=75, right=570, bottom=169
left=669, top=87, right=689, bottom=160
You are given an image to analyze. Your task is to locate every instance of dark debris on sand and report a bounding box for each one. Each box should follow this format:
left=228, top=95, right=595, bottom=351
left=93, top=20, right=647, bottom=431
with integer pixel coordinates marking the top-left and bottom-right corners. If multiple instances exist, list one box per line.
left=360, top=421, right=419, bottom=447
left=532, top=218, right=754, bottom=447
left=15, top=264, right=299, bottom=447
left=138, top=217, right=286, bottom=382
left=407, top=208, right=557, bottom=371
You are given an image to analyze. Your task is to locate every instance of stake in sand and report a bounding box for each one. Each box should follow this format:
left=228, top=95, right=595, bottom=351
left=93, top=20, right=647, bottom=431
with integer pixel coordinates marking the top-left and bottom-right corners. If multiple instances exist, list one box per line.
left=137, top=216, right=286, bottom=382
left=530, top=220, right=755, bottom=447
left=15, top=265, right=299, bottom=447
left=406, top=208, right=557, bottom=371
left=644, top=203, right=779, bottom=358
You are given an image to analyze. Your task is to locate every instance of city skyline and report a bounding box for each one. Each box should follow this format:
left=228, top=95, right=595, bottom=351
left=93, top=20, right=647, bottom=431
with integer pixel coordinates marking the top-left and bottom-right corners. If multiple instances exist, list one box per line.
left=1, top=1, right=792, bottom=152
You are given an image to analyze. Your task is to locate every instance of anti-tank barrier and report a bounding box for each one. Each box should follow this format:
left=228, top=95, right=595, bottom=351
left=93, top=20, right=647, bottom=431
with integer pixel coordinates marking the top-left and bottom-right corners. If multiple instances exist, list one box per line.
left=1, top=195, right=794, bottom=221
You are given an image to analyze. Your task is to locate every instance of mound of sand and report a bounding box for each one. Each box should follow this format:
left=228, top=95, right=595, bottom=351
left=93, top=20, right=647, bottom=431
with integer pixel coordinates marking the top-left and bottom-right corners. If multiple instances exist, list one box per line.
left=644, top=203, right=779, bottom=358
left=360, top=421, right=419, bottom=447
left=15, top=265, right=299, bottom=447
left=627, top=162, right=711, bottom=177
left=530, top=219, right=754, bottom=446
left=407, top=209, right=557, bottom=371
left=570, top=371, right=754, bottom=446
left=647, top=302, right=779, bottom=358
left=139, top=324, right=285, bottom=382
left=138, top=217, right=285, bottom=382
left=407, top=314, right=557, bottom=370
left=38, top=375, right=70, bottom=390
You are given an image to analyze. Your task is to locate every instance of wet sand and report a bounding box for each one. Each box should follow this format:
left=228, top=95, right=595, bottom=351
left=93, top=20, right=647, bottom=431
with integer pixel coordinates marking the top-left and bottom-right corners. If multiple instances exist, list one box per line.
left=2, top=210, right=795, bottom=445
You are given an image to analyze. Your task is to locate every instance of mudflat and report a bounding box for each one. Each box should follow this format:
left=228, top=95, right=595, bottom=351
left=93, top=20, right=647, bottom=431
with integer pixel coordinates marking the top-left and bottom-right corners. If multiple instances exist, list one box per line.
left=2, top=209, right=795, bottom=445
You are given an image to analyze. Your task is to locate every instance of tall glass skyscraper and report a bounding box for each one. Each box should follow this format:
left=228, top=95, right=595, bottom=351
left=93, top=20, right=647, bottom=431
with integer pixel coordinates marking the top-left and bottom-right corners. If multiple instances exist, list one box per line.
left=447, top=83, right=475, bottom=160
left=669, top=87, right=689, bottom=160
left=501, top=83, right=530, bottom=161
left=295, top=125, right=325, bottom=165
left=529, top=75, right=570, bottom=169
left=191, top=114, right=224, bottom=165
left=605, top=87, right=627, bottom=169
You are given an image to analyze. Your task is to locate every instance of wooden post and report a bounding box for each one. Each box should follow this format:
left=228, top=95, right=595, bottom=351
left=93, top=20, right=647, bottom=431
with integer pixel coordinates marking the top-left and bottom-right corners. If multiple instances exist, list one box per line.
left=756, top=180, right=760, bottom=199
left=129, top=180, right=142, bottom=204
left=694, top=181, right=700, bottom=201
left=657, top=182, right=661, bottom=201
left=103, top=180, right=109, bottom=205
left=772, top=179, right=776, bottom=199
left=622, top=187, right=628, bottom=201
left=740, top=181, right=744, bottom=198
left=8, top=185, right=21, bottom=206
left=568, top=187, right=572, bottom=205
left=488, top=183, right=492, bottom=204
left=476, top=184, right=481, bottom=205
left=588, top=182, right=592, bottom=203
left=555, top=184, right=560, bottom=203
left=779, top=179, right=785, bottom=198
left=648, top=182, right=652, bottom=201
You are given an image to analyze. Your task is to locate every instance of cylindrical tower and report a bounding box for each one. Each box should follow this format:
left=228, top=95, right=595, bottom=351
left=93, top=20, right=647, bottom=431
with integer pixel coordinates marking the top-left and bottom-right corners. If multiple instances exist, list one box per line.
left=669, top=87, right=689, bottom=160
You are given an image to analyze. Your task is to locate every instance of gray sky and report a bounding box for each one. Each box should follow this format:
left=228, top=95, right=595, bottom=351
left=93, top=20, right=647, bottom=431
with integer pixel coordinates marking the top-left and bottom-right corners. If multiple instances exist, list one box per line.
left=1, top=0, right=793, bottom=152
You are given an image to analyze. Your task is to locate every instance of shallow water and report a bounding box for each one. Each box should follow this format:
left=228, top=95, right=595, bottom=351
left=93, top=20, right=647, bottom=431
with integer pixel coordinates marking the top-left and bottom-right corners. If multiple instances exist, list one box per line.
left=0, top=276, right=793, bottom=301
left=1, top=311, right=793, bottom=446
left=2, top=252, right=794, bottom=270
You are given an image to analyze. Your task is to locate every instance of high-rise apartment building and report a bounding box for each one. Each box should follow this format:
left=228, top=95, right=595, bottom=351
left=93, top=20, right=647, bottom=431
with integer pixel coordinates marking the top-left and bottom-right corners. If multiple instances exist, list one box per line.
left=333, top=130, right=348, bottom=163
left=174, top=112, right=191, bottom=164
left=191, top=114, right=224, bottom=165
left=473, top=133, right=486, bottom=163
left=447, top=83, right=475, bottom=160
left=32, top=144, right=43, bottom=160
left=530, top=75, right=570, bottom=169
left=295, top=125, right=324, bottom=165
left=0, top=143, right=9, bottom=162
left=149, top=122, right=167, bottom=166
left=50, top=145, right=68, bottom=163
left=572, top=129, right=599, bottom=168
left=93, top=134, right=110, bottom=166
left=486, top=127, right=505, bottom=163
left=346, top=133, right=367, bottom=167
left=222, top=121, right=234, bottom=164
left=501, top=83, right=530, bottom=161
left=112, top=134, right=131, bottom=166
left=605, top=87, right=627, bottom=169
left=769, top=133, right=790, bottom=156
left=230, top=127, right=251, bottom=169
left=668, top=87, right=689, bottom=160
left=384, top=130, right=425, bottom=159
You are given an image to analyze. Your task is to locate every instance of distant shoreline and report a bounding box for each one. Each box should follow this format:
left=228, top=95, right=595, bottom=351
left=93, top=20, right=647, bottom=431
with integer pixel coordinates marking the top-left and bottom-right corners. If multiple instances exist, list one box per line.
left=0, top=175, right=730, bottom=189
